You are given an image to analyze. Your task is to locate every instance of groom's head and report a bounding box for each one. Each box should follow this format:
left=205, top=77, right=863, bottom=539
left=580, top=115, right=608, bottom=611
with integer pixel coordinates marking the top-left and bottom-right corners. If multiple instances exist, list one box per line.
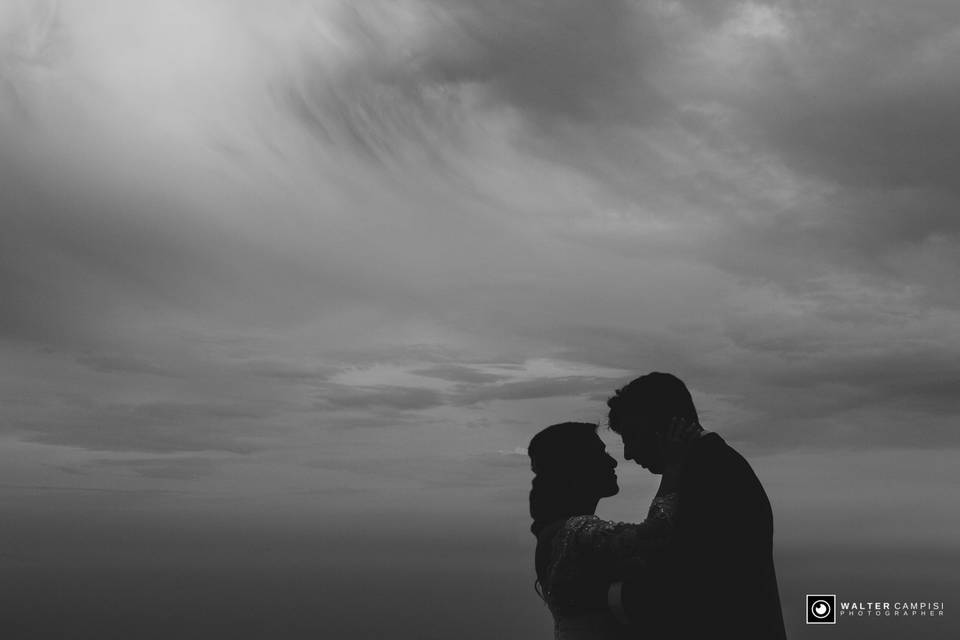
left=607, top=372, right=699, bottom=474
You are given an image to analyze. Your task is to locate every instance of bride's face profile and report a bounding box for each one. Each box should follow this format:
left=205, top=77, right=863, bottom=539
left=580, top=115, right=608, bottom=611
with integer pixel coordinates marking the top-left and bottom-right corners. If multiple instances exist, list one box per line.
left=584, top=435, right=619, bottom=498
left=528, top=423, right=619, bottom=512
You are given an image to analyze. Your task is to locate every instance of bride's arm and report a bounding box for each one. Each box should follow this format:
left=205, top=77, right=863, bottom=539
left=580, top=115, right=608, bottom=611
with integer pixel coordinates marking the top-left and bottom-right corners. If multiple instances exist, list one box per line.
left=544, top=420, right=698, bottom=611
left=555, top=491, right=679, bottom=565
left=558, top=417, right=699, bottom=560
left=541, top=503, right=678, bottom=613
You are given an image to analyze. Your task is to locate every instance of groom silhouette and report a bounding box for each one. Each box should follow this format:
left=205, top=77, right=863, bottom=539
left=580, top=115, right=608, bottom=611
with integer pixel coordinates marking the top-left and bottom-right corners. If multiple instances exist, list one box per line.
left=605, top=373, right=786, bottom=639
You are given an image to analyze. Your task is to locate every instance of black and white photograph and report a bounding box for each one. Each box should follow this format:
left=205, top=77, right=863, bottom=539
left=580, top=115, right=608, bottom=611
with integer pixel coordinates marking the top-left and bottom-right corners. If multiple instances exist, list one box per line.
left=1, top=1, right=956, bottom=638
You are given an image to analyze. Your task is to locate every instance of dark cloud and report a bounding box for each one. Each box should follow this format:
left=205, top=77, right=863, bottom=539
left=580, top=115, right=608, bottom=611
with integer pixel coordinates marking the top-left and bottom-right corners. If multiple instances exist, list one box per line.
left=544, top=325, right=712, bottom=379
left=74, top=353, right=171, bottom=377
left=243, top=360, right=339, bottom=383
left=310, top=365, right=624, bottom=412
left=325, top=344, right=495, bottom=368
left=314, top=412, right=438, bottom=431
left=410, top=363, right=508, bottom=384
left=453, top=375, right=620, bottom=406
left=288, top=0, right=671, bottom=165
left=739, top=0, right=960, bottom=194
left=702, top=188, right=960, bottom=306
left=423, top=0, right=669, bottom=124
left=498, top=318, right=960, bottom=452
left=761, top=91, right=960, bottom=193
left=317, top=384, right=445, bottom=411
left=8, top=399, right=265, bottom=453
left=760, top=346, right=960, bottom=416
left=306, top=450, right=529, bottom=490
left=700, top=337, right=960, bottom=449
left=90, top=456, right=219, bottom=480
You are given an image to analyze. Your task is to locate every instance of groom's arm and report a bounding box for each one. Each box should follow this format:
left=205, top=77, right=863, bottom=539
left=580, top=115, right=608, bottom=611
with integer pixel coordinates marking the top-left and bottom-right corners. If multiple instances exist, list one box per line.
left=606, top=496, right=683, bottom=626
left=607, top=443, right=718, bottom=628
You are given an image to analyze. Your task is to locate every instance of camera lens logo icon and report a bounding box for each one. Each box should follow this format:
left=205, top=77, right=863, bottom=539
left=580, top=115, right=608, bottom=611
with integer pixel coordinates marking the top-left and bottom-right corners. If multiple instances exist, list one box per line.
left=806, top=595, right=837, bottom=624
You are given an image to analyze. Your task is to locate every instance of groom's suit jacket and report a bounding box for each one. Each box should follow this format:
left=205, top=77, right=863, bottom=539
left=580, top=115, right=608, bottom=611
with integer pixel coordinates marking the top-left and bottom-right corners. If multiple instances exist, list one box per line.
left=617, top=433, right=787, bottom=639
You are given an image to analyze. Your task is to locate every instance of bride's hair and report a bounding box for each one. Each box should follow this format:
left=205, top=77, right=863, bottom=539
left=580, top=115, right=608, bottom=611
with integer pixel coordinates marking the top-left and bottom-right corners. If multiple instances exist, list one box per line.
left=528, top=421, right=599, bottom=533
left=528, top=422, right=601, bottom=600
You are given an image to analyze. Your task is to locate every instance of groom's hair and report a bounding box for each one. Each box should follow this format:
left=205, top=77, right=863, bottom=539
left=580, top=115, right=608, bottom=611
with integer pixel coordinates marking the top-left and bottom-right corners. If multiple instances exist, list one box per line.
left=607, top=372, right=698, bottom=436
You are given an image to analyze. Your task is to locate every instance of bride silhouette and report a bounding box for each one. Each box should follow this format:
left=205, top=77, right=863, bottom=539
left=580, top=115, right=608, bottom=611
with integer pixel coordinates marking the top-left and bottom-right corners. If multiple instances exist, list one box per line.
left=528, top=420, right=696, bottom=639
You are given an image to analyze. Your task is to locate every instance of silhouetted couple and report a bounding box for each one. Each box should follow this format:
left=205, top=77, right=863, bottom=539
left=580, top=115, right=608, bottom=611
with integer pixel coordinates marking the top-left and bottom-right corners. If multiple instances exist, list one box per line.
left=529, top=372, right=787, bottom=639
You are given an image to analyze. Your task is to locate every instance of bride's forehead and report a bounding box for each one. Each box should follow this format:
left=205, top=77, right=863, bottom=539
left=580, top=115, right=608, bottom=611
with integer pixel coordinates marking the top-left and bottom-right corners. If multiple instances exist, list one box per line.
left=575, top=434, right=605, bottom=452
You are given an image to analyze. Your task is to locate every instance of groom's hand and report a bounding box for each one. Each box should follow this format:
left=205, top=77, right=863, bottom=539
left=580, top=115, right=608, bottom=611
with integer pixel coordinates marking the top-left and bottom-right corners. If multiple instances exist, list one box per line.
left=660, top=416, right=701, bottom=470
left=655, top=417, right=700, bottom=494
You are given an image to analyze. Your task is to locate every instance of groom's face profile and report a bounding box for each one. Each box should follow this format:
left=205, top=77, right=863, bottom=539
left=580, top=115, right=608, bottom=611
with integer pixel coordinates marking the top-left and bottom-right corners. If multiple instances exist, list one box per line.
left=618, top=417, right=666, bottom=474
left=609, top=373, right=698, bottom=475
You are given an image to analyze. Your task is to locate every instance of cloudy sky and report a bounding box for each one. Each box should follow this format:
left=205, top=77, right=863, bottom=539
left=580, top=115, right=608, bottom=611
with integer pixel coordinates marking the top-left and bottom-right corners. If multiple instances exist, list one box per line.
left=2, top=0, right=958, bottom=637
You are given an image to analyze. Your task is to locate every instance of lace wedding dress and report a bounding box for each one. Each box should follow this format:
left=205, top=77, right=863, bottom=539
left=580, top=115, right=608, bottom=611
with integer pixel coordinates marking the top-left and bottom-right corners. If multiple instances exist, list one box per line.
left=540, top=494, right=678, bottom=640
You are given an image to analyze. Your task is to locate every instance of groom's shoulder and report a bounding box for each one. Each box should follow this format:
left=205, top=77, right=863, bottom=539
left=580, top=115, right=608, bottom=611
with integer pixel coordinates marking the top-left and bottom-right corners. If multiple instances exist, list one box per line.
left=684, top=434, right=773, bottom=530
left=690, top=433, right=760, bottom=483
left=691, top=432, right=734, bottom=464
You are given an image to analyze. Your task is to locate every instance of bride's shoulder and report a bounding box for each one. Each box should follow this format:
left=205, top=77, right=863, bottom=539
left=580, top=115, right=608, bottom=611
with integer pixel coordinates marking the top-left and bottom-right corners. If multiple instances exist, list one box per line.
left=563, top=514, right=602, bottom=529
left=558, top=515, right=624, bottom=543
left=552, top=515, right=599, bottom=548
